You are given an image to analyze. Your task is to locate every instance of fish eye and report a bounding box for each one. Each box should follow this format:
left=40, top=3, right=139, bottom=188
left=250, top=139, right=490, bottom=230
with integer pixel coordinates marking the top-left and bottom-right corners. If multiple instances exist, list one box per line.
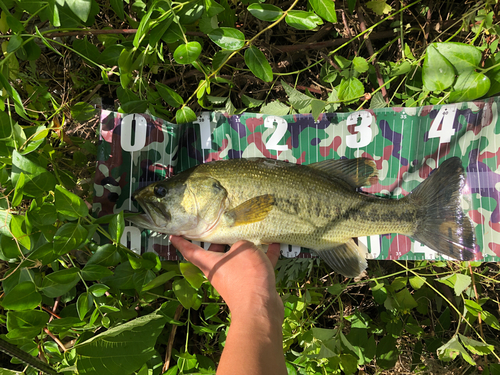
left=154, top=185, right=168, bottom=197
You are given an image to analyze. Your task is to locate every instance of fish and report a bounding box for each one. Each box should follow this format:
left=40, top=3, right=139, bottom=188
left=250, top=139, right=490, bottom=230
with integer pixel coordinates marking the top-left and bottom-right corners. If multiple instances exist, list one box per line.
left=129, top=157, right=476, bottom=277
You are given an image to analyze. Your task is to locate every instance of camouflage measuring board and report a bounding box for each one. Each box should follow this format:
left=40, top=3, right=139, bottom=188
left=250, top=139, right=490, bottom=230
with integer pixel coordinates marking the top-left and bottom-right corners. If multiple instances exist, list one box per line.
left=93, top=97, right=500, bottom=262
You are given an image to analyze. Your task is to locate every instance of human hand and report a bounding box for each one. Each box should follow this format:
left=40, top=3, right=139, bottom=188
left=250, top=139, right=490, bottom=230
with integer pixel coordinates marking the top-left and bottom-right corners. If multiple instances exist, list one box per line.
left=169, top=236, right=283, bottom=319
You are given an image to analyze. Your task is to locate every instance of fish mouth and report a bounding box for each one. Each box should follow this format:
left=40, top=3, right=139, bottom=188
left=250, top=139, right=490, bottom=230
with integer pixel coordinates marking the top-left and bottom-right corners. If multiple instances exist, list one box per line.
left=135, top=198, right=171, bottom=228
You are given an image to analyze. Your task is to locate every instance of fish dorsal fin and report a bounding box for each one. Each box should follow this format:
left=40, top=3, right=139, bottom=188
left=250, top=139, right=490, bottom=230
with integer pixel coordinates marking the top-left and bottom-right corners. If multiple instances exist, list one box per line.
left=226, top=194, right=275, bottom=226
left=308, top=158, right=378, bottom=188
left=314, top=239, right=367, bottom=278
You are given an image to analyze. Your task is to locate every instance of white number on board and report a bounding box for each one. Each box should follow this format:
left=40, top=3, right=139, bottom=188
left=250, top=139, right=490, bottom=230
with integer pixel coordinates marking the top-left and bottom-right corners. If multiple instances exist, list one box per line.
left=121, top=114, right=147, bottom=152
left=196, top=112, right=212, bottom=150
left=264, top=116, right=289, bottom=151
left=427, top=104, right=458, bottom=144
left=346, top=111, right=373, bottom=148
left=121, top=226, right=142, bottom=254
left=280, top=244, right=301, bottom=258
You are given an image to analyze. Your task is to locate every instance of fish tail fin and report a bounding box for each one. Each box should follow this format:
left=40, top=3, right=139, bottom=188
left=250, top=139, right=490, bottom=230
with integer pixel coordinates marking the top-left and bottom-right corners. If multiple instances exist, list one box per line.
left=408, top=157, right=476, bottom=261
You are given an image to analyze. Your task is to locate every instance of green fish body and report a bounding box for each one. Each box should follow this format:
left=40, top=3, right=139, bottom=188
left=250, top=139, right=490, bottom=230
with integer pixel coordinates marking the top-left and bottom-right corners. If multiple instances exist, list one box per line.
left=131, top=157, right=476, bottom=277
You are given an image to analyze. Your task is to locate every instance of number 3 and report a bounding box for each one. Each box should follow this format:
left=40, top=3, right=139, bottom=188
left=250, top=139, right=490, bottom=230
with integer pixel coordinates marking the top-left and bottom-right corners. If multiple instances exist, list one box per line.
left=346, top=111, right=373, bottom=148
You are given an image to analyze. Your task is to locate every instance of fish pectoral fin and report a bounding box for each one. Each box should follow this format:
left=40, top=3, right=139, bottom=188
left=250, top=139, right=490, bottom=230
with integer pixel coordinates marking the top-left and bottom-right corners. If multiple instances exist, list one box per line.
left=226, top=194, right=275, bottom=227
left=308, top=158, right=378, bottom=188
left=314, top=239, right=367, bottom=278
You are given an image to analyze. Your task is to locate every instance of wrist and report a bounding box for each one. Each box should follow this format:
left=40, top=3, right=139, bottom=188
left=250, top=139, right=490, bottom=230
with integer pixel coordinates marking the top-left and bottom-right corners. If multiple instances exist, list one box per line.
left=229, top=293, right=284, bottom=326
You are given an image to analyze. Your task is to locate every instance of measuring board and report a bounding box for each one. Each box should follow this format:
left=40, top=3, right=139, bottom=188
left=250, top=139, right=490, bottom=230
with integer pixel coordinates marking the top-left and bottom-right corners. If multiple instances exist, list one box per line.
left=93, top=97, right=500, bottom=262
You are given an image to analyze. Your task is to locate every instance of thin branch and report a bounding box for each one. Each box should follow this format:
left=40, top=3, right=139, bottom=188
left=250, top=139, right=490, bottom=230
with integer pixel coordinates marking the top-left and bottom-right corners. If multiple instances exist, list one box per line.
left=356, top=3, right=389, bottom=104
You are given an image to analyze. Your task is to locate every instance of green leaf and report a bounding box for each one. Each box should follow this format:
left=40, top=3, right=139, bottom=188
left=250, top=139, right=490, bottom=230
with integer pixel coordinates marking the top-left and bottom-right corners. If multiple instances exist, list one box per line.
left=120, top=100, right=148, bottom=113
left=241, top=94, right=264, bottom=108
left=244, top=46, right=273, bottom=82
left=459, top=334, right=494, bottom=355
left=0, top=110, right=12, bottom=139
left=0, top=71, right=28, bottom=120
left=260, top=101, right=290, bottom=116
left=1, top=281, right=41, bottom=310
left=28, top=204, right=57, bottom=227
left=71, top=102, right=98, bottom=123
left=176, top=106, right=197, bottom=124
left=6, top=310, right=49, bottom=339
left=81, top=264, right=114, bottom=281
left=25, top=243, right=58, bottom=266
left=369, top=91, right=386, bottom=109
left=10, top=215, right=30, bottom=250
left=433, top=42, right=482, bottom=74
left=88, top=284, right=110, bottom=297
left=72, top=38, right=100, bottom=63
left=338, top=77, right=364, bottom=102
left=150, top=14, right=174, bottom=46
left=77, top=292, right=92, bottom=320
left=110, top=0, right=124, bottom=20
left=156, top=82, right=184, bottom=108
left=209, top=27, right=245, bottom=50
left=464, top=299, right=482, bottom=315
left=366, top=0, right=393, bottom=15
left=281, top=80, right=313, bottom=110
left=66, top=0, right=92, bottom=22
left=173, top=278, right=199, bottom=309
left=53, top=222, right=88, bottom=255
left=180, top=263, right=205, bottom=289
left=7, top=34, right=23, bottom=53
left=12, top=151, right=56, bottom=196
left=41, top=267, right=80, bottom=298
left=12, top=171, right=24, bottom=207
left=309, top=0, right=337, bottom=23
left=409, top=276, right=426, bottom=290
left=247, top=3, right=283, bottom=22
left=422, top=45, right=455, bottom=91
left=376, top=335, right=399, bottom=369
left=142, top=271, right=178, bottom=292
left=75, top=310, right=167, bottom=374
left=311, top=100, right=325, bottom=121
left=109, top=211, right=125, bottom=243
left=481, top=310, right=500, bottom=330
left=0, top=208, right=13, bottom=237
left=55, top=185, right=89, bottom=219
left=352, top=56, right=369, bottom=73
left=285, top=10, right=323, bottom=30
left=173, top=41, right=202, bottom=64
left=437, top=335, right=475, bottom=365
left=449, top=71, right=490, bottom=102
left=436, top=273, right=471, bottom=296
left=87, top=244, right=121, bottom=267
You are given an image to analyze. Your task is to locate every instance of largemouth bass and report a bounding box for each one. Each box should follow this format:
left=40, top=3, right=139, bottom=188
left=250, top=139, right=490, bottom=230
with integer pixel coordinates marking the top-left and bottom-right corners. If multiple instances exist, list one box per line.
left=130, top=157, right=476, bottom=277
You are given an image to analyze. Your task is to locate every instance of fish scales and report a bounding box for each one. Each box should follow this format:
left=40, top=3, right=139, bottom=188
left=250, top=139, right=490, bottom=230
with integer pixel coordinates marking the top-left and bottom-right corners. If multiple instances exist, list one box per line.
left=130, top=157, right=476, bottom=277
left=195, top=159, right=416, bottom=249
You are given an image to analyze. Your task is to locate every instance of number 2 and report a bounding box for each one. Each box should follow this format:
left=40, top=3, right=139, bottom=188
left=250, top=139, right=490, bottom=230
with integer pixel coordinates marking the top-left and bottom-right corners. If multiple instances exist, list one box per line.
left=264, top=116, right=289, bottom=151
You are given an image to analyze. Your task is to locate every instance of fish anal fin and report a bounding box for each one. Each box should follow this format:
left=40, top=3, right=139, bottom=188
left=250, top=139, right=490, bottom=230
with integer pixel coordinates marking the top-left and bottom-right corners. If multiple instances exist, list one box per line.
left=314, top=239, right=367, bottom=278
left=226, top=194, right=275, bottom=226
left=308, top=158, right=378, bottom=188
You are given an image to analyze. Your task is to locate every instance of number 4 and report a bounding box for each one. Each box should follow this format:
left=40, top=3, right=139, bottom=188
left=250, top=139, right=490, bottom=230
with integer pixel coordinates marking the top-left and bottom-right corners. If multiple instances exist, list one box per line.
left=428, top=104, right=458, bottom=144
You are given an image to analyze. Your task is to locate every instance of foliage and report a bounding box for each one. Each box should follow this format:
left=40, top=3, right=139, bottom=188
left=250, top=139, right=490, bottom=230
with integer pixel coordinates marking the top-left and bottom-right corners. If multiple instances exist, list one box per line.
left=0, top=0, right=499, bottom=374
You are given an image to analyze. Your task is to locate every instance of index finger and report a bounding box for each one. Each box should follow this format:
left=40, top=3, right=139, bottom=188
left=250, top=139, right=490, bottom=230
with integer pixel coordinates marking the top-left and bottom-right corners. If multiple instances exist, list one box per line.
left=169, top=235, right=219, bottom=274
left=266, top=243, right=281, bottom=268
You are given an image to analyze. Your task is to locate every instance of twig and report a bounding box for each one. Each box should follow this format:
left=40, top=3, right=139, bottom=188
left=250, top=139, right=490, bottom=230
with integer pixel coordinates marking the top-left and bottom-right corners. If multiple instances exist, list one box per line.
left=44, top=328, right=68, bottom=353
left=356, top=3, right=389, bottom=104
left=162, top=305, right=184, bottom=373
